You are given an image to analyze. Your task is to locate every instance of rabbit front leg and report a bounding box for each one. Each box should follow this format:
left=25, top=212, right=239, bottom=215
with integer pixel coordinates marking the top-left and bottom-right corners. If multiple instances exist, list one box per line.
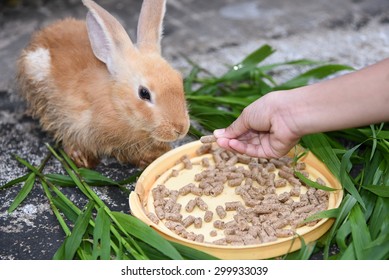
left=63, top=144, right=100, bottom=169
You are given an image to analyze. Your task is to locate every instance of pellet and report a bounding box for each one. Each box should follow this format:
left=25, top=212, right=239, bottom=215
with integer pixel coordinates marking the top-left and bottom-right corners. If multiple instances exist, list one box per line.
left=179, top=184, right=192, bottom=196
left=271, top=219, right=289, bottom=229
left=200, top=135, right=217, bottom=143
left=227, top=172, right=244, bottom=179
left=225, top=201, right=243, bottom=211
left=182, top=215, right=195, bottom=228
left=278, top=192, right=290, bottom=203
left=228, top=178, right=244, bottom=187
left=288, top=177, right=302, bottom=187
left=225, top=220, right=238, bottom=228
left=280, top=165, right=294, bottom=174
left=163, top=199, right=175, bottom=212
left=187, top=232, right=197, bottom=241
left=265, top=163, right=276, bottom=172
left=209, top=230, right=218, bottom=237
left=204, top=210, right=213, bottom=222
left=215, top=205, right=227, bottom=219
left=165, top=221, right=181, bottom=230
left=194, top=217, right=202, bottom=228
left=238, top=219, right=250, bottom=231
left=147, top=212, right=159, bottom=224
left=185, top=199, right=197, bottom=213
left=213, top=238, right=227, bottom=245
left=155, top=206, right=165, bottom=219
left=153, top=199, right=165, bottom=208
left=194, top=173, right=203, bottom=182
left=316, top=177, right=327, bottom=186
left=269, top=158, right=284, bottom=168
left=165, top=212, right=182, bottom=222
left=225, top=235, right=243, bottom=243
left=210, top=185, right=224, bottom=196
left=203, top=185, right=213, bottom=196
left=295, top=162, right=306, bottom=170
left=295, top=204, right=315, bottom=214
left=276, top=229, right=294, bottom=238
left=290, top=185, right=301, bottom=196
left=224, top=155, right=237, bottom=166
left=224, top=228, right=236, bottom=235
left=201, top=157, right=210, bottom=167
left=255, top=175, right=267, bottom=186
left=220, top=151, right=229, bottom=160
left=253, top=204, right=273, bottom=214
left=213, top=220, right=225, bottom=229
left=278, top=170, right=293, bottom=179
left=248, top=226, right=260, bottom=238
left=197, top=143, right=212, bottom=155
left=195, top=234, right=204, bottom=243
left=180, top=155, right=193, bottom=169
left=308, top=194, right=320, bottom=205
left=190, top=186, right=203, bottom=196
left=263, top=224, right=276, bottom=237
left=237, top=154, right=251, bottom=164
left=196, top=197, right=208, bottom=211
left=172, top=203, right=182, bottom=213
left=174, top=226, right=188, bottom=237
left=280, top=156, right=293, bottom=166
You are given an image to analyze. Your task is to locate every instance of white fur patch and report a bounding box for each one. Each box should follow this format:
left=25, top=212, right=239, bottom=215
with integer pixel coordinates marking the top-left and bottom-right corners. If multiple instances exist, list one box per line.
left=25, top=48, right=51, bottom=82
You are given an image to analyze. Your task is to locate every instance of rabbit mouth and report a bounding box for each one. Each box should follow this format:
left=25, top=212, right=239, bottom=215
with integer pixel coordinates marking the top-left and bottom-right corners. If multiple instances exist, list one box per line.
left=151, top=123, right=189, bottom=142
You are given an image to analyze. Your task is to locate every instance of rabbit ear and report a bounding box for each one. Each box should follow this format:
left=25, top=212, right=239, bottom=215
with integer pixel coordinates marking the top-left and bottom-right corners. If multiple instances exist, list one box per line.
left=83, top=0, right=135, bottom=76
left=136, top=0, right=166, bottom=54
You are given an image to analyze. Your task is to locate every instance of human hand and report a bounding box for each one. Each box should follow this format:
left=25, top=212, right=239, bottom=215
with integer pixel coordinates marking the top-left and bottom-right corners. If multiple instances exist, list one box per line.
left=214, top=91, right=301, bottom=158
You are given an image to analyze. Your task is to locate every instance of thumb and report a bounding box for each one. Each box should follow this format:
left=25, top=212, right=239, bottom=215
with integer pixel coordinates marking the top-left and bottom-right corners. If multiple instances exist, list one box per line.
left=214, top=112, right=249, bottom=139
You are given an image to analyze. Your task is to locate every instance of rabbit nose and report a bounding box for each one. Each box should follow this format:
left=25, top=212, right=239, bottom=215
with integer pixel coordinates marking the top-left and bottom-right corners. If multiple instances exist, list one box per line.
left=174, top=123, right=188, bottom=138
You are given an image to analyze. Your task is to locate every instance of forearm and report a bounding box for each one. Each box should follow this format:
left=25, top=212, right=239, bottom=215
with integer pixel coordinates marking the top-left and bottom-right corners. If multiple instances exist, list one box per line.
left=284, top=58, right=389, bottom=137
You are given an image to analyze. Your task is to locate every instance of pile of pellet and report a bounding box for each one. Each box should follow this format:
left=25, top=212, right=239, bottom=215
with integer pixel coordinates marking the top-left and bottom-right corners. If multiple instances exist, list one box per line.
left=146, top=136, right=330, bottom=246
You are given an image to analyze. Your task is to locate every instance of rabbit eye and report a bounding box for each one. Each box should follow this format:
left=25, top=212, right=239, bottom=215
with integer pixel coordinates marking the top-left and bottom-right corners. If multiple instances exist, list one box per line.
left=138, top=86, right=152, bottom=102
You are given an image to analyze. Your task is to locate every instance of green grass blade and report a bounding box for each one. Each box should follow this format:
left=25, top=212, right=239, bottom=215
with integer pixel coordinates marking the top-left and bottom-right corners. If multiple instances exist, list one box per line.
left=303, top=208, right=339, bottom=224
left=111, top=211, right=184, bottom=260
left=92, top=207, right=111, bottom=260
left=322, top=194, right=357, bottom=258
left=349, top=203, right=371, bottom=259
left=275, top=64, right=353, bottom=90
left=222, top=45, right=276, bottom=80
left=302, top=133, right=365, bottom=208
left=78, top=168, right=120, bottom=186
left=46, top=174, right=78, bottom=187
left=294, top=171, right=336, bottom=192
left=0, top=173, right=30, bottom=190
left=170, top=241, right=219, bottom=260
left=7, top=172, right=36, bottom=213
left=369, top=197, right=389, bottom=239
left=53, top=201, right=95, bottom=260
left=361, top=185, right=389, bottom=197
left=335, top=221, right=351, bottom=251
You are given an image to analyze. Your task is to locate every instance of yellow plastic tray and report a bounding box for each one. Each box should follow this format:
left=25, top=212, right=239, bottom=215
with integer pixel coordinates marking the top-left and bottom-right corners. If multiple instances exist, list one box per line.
left=130, top=141, right=343, bottom=259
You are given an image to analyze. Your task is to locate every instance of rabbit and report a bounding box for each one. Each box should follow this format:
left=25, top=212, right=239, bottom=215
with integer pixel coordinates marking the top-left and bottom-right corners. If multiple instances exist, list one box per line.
left=16, top=0, right=190, bottom=168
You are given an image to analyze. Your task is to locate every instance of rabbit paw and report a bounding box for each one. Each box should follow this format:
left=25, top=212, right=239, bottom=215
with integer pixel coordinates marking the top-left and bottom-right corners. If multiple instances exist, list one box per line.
left=64, top=146, right=100, bottom=169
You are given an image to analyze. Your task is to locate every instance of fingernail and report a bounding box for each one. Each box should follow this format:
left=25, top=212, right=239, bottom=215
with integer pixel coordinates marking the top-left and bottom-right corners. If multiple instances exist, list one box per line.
left=213, top=129, right=225, bottom=137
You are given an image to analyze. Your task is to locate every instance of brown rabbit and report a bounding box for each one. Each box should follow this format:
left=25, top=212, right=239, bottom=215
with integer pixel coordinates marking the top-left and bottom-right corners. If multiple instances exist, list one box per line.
left=17, top=0, right=190, bottom=168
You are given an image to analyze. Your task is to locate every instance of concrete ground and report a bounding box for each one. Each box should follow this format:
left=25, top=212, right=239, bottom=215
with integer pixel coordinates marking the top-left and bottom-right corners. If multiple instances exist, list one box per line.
left=1, top=0, right=388, bottom=260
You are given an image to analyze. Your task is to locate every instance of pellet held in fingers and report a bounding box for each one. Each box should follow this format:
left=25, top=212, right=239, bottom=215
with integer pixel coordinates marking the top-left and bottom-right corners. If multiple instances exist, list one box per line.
left=200, top=135, right=217, bottom=143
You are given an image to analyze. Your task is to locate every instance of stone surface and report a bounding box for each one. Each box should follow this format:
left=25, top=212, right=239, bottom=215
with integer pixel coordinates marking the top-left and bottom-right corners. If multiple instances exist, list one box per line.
left=1, top=0, right=389, bottom=260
